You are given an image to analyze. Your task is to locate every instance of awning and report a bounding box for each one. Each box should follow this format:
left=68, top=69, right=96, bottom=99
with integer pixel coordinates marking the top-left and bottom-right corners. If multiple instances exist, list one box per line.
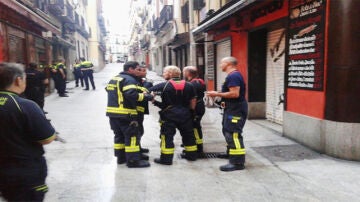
left=0, top=0, right=61, bottom=35
left=192, top=0, right=256, bottom=35
left=169, top=32, right=190, bottom=49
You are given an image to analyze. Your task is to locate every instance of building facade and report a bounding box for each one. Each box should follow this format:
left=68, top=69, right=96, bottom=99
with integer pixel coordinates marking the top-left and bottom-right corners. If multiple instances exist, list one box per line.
left=129, top=0, right=360, bottom=161
left=86, top=0, right=107, bottom=72
left=192, top=0, right=360, bottom=161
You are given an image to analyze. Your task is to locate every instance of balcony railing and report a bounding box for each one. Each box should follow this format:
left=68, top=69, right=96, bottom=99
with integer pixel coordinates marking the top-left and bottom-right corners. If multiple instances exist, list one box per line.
left=48, top=0, right=65, bottom=15
left=158, top=5, right=173, bottom=29
left=60, top=3, right=74, bottom=23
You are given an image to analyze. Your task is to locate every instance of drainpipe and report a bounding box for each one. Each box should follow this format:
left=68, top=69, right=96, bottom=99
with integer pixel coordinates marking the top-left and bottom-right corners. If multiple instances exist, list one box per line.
left=189, top=0, right=196, bottom=66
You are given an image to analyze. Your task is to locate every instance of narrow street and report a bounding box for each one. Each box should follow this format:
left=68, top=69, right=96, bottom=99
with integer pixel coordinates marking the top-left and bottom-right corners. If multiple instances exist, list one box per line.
left=43, top=63, right=360, bottom=202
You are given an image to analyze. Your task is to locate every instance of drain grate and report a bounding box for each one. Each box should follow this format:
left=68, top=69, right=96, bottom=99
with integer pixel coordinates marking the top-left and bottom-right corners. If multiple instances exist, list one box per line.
left=253, top=144, right=320, bottom=162
left=178, top=152, right=225, bottom=159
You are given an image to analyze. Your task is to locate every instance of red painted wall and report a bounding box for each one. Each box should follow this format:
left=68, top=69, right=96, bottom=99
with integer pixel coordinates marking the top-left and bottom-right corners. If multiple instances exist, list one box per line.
left=207, top=0, right=328, bottom=119
left=285, top=0, right=330, bottom=119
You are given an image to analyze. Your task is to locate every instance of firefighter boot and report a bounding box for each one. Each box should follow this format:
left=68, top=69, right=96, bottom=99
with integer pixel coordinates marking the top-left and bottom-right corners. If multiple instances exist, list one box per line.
left=154, top=154, right=173, bottom=165
left=127, top=160, right=150, bottom=168
left=220, top=163, right=245, bottom=172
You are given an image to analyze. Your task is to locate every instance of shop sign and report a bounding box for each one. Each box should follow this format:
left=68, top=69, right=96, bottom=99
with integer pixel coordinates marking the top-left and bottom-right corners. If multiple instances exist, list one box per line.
left=286, top=0, right=326, bottom=90
left=250, top=0, right=284, bottom=22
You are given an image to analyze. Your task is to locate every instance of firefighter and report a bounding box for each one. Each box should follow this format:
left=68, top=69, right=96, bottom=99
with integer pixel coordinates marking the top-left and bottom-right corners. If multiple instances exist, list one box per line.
left=148, top=65, right=198, bottom=165
left=106, top=61, right=153, bottom=168
left=73, top=59, right=84, bottom=87
left=0, top=63, right=56, bottom=201
left=183, top=66, right=206, bottom=154
left=80, top=57, right=95, bottom=90
left=206, top=56, right=248, bottom=172
left=136, top=65, right=153, bottom=159
left=23, top=62, right=49, bottom=110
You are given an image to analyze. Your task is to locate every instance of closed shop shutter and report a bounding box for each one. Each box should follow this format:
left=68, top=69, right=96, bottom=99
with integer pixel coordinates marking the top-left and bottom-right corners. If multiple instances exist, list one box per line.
left=8, top=27, right=26, bottom=64
left=216, top=39, right=231, bottom=91
left=266, top=28, right=286, bottom=124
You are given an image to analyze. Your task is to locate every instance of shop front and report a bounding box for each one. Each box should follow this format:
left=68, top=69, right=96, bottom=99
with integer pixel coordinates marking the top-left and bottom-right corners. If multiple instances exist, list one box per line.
left=194, top=0, right=360, bottom=161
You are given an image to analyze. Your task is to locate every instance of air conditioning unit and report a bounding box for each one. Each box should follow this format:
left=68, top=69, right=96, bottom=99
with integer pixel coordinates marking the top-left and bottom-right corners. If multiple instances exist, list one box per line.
left=42, top=31, right=52, bottom=38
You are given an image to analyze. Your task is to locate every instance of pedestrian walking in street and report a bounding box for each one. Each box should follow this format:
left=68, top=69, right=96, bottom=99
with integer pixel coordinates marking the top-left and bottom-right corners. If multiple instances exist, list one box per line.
left=206, top=56, right=248, bottom=172
left=148, top=65, right=198, bottom=165
left=0, top=63, right=56, bottom=201
left=73, top=59, right=84, bottom=88
left=105, top=61, right=153, bottom=168
left=80, top=57, right=95, bottom=90
left=136, top=65, right=153, bottom=160
left=23, top=62, right=49, bottom=111
left=183, top=66, right=206, bottom=154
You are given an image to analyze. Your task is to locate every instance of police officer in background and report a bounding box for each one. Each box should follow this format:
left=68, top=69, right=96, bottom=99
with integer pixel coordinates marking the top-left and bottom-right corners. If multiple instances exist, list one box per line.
left=24, top=62, right=49, bottom=111
left=80, top=57, right=95, bottom=90
left=106, top=61, right=153, bottom=168
left=206, top=56, right=248, bottom=172
left=0, top=63, right=56, bottom=201
left=148, top=66, right=198, bottom=165
left=51, top=58, right=68, bottom=97
left=73, top=59, right=84, bottom=87
left=183, top=66, right=206, bottom=154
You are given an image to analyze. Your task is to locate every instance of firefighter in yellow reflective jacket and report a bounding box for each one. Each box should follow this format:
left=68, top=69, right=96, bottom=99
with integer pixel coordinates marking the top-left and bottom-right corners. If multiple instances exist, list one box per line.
left=106, top=61, right=153, bottom=168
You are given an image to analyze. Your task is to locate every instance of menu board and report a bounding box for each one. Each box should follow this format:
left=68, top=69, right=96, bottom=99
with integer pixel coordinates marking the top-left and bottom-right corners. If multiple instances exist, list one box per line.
left=286, top=0, right=326, bottom=90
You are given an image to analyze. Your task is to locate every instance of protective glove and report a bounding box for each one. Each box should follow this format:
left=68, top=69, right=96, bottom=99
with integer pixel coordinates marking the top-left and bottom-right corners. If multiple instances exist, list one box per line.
left=144, top=93, right=154, bottom=101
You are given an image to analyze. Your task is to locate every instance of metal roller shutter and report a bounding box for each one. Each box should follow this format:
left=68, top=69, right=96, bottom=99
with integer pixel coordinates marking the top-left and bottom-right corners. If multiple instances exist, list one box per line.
left=266, top=28, right=285, bottom=124
left=216, top=39, right=231, bottom=91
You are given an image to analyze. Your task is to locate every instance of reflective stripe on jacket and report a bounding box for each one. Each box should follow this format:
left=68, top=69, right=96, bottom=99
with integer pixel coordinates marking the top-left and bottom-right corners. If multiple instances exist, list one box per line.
left=106, top=73, right=145, bottom=118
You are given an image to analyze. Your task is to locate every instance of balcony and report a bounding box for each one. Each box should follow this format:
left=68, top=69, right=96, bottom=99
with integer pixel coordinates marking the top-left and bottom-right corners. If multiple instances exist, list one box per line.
left=98, top=15, right=106, bottom=34
left=152, top=17, right=160, bottom=35
left=74, top=14, right=89, bottom=38
left=158, top=5, right=173, bottom=29
left=48, top=0, right=65, bottom=15
left=59, top=3, right=74, bottom=23
left=140, top=34, right=150, bottom=49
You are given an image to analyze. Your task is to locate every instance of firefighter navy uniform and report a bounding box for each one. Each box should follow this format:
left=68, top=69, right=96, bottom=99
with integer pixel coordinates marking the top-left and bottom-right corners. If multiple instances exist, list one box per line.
left=189, top=78, right=206, bottom=153
left=0, top=91, right=56, bottom=201
left=106, top=72, right=153, bottom=167
left=149, top=78, right=198, bottom=165
left=221, top=70, right=248, bottom=166
left=137, top=78, right=153, bottom=155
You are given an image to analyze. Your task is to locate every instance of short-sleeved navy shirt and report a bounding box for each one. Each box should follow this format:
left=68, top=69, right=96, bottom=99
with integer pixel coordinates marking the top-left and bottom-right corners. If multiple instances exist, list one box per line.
left=0, top=91, right=55, bottom=164
left=222, top=71, right=246, bottom=103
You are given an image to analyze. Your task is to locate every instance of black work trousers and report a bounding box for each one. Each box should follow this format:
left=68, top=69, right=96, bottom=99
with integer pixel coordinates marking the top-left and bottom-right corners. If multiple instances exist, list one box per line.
left=193, top=102, right=205, bottom=152
left=222, top=101, right=248, bottom=165
left=0, top=157, right=48, bottom=202
left=159, top=111, right=198, bottom=163
left=25, top=87, right=45, bottom=109
left=109, top=117, right=141, bottom=162
left=83, top=69, right=95, bottom=90
left=74, top=69, right=83, bottom=87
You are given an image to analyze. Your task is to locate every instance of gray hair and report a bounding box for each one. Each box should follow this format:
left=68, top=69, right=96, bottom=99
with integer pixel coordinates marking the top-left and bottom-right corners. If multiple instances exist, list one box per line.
left=0, top=63, right=25, bottom=90
left=164, top=65, right=181, bottom=77
left=222, top=56, right=238, bottom=66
